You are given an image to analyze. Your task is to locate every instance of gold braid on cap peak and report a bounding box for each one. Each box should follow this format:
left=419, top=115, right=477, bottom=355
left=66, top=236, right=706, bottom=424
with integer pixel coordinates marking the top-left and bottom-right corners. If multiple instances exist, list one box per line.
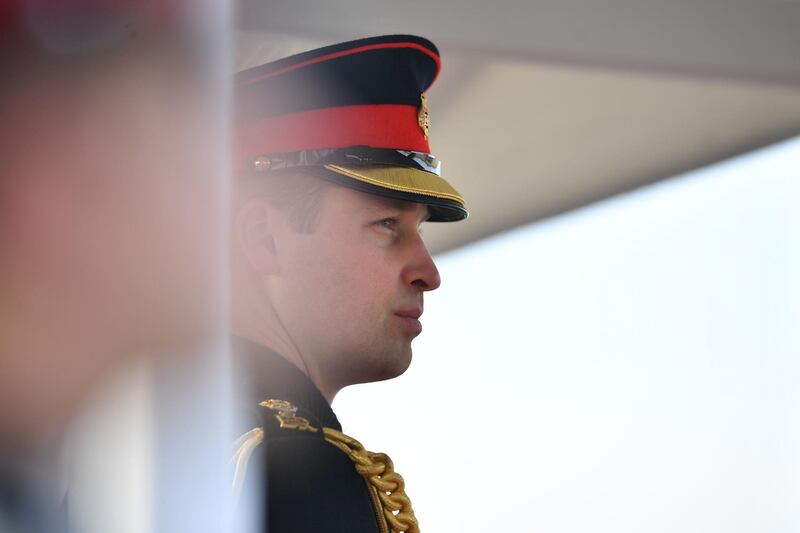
left=323, top=427, right=420, bottom=533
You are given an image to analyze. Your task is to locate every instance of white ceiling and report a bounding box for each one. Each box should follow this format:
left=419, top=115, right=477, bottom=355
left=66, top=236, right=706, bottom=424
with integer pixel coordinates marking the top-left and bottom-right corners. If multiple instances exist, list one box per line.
left=235, top=1, right=800, bottom=252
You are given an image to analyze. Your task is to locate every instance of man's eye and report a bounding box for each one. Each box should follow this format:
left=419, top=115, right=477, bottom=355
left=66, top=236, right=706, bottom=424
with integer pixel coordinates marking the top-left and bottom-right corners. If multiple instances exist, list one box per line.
left=375, top=218, right=397, bottom=231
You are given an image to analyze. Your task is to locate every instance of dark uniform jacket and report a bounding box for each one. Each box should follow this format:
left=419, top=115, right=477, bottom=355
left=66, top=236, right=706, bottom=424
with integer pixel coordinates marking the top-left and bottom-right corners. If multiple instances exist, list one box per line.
left=233, top=337, right=384, bottom=533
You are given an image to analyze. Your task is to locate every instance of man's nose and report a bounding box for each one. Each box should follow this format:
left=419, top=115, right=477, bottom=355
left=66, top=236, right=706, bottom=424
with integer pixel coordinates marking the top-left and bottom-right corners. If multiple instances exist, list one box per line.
left=403, top=236, right=441, bottom=291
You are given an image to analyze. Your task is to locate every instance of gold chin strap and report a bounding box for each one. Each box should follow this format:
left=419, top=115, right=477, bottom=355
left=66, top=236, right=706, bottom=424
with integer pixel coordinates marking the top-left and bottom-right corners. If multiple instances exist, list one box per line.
left=323, top=427, right=420, bottom=533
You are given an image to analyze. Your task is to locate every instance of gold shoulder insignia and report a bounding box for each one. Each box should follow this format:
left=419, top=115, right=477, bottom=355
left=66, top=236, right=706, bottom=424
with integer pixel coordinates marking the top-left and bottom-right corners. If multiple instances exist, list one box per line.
left=260, top=398, right=318, bottom=433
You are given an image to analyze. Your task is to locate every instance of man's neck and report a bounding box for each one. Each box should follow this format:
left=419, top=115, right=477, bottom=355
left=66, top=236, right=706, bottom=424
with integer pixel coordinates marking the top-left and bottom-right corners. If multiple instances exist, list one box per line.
left=231, top=294, right=341, bottom=403
left=232, top=329, right=341, bottom=404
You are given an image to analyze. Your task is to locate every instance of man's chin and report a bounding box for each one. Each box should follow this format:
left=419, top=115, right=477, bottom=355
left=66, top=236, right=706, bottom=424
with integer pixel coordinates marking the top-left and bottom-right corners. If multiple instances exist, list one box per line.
left=392, top=347, right=413, bottom=377
left=363, top=344, right=413, bottom=384
left=393, top=343, right=415, bottom=377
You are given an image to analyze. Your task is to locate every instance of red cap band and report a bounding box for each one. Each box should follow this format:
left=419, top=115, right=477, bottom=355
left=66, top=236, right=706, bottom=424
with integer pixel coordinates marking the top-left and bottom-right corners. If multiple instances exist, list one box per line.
left=236, top=104, right=430, bottom=173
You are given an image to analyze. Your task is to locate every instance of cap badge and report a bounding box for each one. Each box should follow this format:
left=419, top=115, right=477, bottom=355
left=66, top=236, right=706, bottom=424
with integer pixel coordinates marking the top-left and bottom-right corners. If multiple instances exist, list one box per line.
left=418, top=94, right=430, bottom=140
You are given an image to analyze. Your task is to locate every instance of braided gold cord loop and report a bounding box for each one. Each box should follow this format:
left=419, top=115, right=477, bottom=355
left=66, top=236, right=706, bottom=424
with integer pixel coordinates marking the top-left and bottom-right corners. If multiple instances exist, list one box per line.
left=231, top=427, right=265, bottom=502
left=323, top=427, right=420, bottom=533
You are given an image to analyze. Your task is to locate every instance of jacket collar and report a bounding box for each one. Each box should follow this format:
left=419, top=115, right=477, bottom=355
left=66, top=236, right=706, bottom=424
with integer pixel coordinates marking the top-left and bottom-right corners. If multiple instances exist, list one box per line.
left=232, top=336, right=342, bottom=431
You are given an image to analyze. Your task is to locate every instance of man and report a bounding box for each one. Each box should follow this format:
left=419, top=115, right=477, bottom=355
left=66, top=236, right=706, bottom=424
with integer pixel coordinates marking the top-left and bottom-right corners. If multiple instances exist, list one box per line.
left=230, top=35, right=467, bottom=533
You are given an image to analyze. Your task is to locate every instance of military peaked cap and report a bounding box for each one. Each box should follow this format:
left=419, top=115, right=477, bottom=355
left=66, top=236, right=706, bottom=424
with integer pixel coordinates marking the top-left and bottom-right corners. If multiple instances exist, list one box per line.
left=235, top=34, right=467, bottom=222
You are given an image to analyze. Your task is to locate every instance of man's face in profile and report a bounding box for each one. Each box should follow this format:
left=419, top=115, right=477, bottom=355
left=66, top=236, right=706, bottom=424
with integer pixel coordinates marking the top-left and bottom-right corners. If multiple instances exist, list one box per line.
left=266, top=184, right=441, bottom=390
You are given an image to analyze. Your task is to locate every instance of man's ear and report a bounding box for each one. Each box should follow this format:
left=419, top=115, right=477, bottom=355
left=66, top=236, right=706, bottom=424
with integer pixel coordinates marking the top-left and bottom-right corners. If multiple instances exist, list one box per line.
left=234, top=198, right=280, bottom=275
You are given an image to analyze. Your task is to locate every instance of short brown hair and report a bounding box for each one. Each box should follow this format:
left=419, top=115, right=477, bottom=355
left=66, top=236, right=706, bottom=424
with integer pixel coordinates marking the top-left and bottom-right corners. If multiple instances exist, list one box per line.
left=236, top=170, right=332, bottom=233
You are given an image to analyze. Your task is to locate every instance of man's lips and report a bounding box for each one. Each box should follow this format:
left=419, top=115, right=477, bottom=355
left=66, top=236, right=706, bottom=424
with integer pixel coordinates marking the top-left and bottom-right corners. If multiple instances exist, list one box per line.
left=393, top=308, right=423, bottom=335
left=394, top=308, right=422, bottom=320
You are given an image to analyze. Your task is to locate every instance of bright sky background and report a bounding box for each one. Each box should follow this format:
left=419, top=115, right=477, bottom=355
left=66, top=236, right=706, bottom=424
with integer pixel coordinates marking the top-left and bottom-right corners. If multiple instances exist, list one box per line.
left=336, top=136, right=800, bottom=533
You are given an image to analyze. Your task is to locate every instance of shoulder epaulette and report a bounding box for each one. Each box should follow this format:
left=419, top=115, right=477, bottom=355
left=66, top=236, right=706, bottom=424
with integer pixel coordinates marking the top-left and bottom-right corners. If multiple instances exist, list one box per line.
left=231, top=398, right=323, bottom=501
